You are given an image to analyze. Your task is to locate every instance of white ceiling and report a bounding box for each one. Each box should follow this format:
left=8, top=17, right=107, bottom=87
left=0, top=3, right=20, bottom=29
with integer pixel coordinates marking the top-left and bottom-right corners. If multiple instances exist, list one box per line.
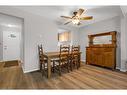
left=0, top=13, right=22, bottom=28
left=13, top=6, right=122, bottom=28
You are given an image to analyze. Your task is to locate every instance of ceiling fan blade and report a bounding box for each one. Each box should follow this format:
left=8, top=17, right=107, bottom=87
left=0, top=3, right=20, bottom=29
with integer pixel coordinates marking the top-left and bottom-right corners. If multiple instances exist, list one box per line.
left=76, top=8, right=84, bottom=17
left=64, top=21, right=72, bottom=25
left=80, top=16, right=93, bottom=20
left=61, top=16, right=72, bottom=19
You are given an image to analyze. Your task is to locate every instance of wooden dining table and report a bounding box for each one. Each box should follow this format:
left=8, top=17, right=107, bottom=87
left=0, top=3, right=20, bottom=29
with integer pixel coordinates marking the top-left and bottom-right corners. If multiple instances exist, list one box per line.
left=43, top=52, right=81, bottom=78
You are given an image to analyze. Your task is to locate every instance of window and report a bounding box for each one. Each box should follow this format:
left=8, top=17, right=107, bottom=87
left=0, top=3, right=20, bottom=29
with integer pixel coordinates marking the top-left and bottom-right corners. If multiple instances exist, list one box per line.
left=58, top=32, right=71, bottom=42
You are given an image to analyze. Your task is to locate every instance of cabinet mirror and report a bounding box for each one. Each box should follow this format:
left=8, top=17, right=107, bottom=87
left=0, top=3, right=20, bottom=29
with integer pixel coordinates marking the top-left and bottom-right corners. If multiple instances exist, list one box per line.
left=93, top=35, right=112, bottom=45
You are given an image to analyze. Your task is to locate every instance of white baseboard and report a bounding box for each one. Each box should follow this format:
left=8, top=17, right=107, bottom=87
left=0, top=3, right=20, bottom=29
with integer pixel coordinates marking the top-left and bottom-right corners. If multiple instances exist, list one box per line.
left=0, top=60, right=4, bottom=62
left=81, top=60, right=86, bottom=63
left=23, top=67, right=127, bottom=73
left=21, top=64, right=25, bottom=73
left=116, top=67, right=120, bottom=70
left=23, top=68, right=39, bottom=73
left=120, top=69, right=127, bottom=72
left=20, top=62, right=39, bottom=73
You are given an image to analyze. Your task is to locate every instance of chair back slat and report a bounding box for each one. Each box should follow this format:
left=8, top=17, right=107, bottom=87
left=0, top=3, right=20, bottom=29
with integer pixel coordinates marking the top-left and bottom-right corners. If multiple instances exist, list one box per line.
left=38, top=44, right=45, bottom=63
left=59, top=45, right=70, bottom=60
left=71, top=45, right=80, bottom=58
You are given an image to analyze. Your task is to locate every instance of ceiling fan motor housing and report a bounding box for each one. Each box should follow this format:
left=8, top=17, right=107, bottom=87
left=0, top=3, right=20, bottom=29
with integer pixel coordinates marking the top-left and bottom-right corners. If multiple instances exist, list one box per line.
left=73, top=11, right=77, bottom=16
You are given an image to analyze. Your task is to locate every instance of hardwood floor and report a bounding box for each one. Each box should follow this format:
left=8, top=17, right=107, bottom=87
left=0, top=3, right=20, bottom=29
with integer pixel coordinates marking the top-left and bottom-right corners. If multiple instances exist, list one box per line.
left=0, top=62, right=127, bottom=89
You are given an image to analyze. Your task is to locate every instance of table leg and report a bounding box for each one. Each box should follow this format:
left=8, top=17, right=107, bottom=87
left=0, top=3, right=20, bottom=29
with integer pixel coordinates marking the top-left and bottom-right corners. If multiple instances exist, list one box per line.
left=47, top=57, right=51, bottom=78
left=79, top=54, right=81, bottom=67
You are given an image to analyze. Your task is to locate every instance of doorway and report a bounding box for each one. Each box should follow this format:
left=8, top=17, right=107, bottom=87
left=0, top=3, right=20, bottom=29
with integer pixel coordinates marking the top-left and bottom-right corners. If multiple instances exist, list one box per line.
left=0, top=13, right=23, bottom=65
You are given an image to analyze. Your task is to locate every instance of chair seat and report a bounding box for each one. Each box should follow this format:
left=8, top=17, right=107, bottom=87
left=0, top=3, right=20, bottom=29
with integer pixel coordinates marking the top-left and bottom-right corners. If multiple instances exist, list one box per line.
left=71, top=55, right=79, bottom=60
left=40, top=58, right=54, bottom=69
left=41, top=58, right=54, bottom=62
left=40, top=58, right=47, bottom=62
left=53, top=58, right=68, bottom=63
left=41, top=62, right=54, bottom=69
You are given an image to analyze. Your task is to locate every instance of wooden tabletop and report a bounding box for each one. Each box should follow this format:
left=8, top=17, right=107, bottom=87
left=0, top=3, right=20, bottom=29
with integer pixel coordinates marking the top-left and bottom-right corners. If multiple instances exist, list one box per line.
left=44, top=51, right=81, bottom=58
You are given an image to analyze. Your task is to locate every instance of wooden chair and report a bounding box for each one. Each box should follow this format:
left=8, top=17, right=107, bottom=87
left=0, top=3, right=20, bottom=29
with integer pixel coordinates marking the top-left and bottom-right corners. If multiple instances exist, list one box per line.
left=70, top=45, right=80, bottom=70
left=53, top=45, right=70, bottom=76
left=38, top=45, right=48, bottom=77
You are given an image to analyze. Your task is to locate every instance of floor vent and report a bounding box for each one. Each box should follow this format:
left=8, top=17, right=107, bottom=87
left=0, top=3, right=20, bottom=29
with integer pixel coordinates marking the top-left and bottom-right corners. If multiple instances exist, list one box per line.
left=4, top=60, right=19, bottom=67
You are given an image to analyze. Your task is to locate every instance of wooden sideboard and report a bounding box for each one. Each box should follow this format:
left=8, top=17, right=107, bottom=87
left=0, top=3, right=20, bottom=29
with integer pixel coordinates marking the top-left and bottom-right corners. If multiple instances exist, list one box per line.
left=86, top=47, right=116, bottom=69
left=86, top=31, right=117, bottom=69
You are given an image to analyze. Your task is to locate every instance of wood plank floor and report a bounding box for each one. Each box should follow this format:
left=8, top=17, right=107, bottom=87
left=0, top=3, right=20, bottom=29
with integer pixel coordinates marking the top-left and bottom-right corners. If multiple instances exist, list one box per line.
left=0, top=62, right=127, bottom=89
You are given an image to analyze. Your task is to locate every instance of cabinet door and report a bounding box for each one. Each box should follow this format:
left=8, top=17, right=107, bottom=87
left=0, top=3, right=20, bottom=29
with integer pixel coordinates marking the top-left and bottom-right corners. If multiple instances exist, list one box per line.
left=91, top=48, right=103, bottom=66
left=86, top=48, right=92, bottom=64
left=91, top=51, right=97, bottom=65
left=96, top=53, right=103, bottom=66
left=91, top=48, right=97, bottom=65
left=103, top=48, right=115, bottom=69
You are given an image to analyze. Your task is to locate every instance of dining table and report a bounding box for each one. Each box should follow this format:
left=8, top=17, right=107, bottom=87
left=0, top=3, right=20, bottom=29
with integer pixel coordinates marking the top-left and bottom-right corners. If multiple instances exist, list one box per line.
left=43, top=51, right=81, bottom=79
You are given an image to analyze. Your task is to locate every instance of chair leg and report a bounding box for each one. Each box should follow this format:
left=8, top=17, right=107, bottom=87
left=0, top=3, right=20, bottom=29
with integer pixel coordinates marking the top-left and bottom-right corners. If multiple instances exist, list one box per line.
left=76, top=59, right=80, bottom=69
left=76, top=61, right=79, bottom=69
left=43, top=64, right=47, bottom=77
left=73, top=61, right=76, bottom=69
left=40, top=63, right=48, bottom=78
left=67, top=61, right=70, bottom=73
left=46, top=69, right=48, bottom=78
left=58, top=62, right=61, bottom=76
left=41, top=64, right=44, bottom=76
left=52, top=61, right=55, bottom=73
left=40, top=63, right=42, bottom=71
left=70, top=60, right=73, bottom=71
left=78, top=56, right=80, bottom=67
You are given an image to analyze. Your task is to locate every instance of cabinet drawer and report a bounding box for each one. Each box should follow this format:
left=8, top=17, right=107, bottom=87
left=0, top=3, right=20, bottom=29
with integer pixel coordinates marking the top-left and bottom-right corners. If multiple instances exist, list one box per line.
left=103, top=48, right=113, bottom=52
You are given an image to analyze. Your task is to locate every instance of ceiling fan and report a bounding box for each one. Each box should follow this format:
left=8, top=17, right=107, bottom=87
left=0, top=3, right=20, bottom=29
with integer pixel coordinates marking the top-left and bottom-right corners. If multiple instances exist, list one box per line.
left=61, top=8, right=93, bottom=25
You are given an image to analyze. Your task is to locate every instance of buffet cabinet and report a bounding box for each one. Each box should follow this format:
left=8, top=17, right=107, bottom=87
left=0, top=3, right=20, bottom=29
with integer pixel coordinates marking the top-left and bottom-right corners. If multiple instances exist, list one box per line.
left=86, top=31, right=117, bottom=69
left=86, top=47, right=116, bottom=69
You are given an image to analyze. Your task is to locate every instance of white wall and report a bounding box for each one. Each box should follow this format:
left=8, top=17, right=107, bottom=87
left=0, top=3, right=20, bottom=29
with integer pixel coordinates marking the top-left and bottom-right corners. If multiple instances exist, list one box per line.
left=24, top=16, right=79, bottom=72
left=0, top=7, right=56, bottom=72
left=0, top=7, right=79, bottom=72
left=78, top=16, right=121, bottom=68
left=20, top=20, right=24, bottom=64
left=24, top=15, right=59, bottom=72
left=120, top=14, right=127, bottom=71
left=71, top=28, right=79, bottom=45
left=0, top=26, right=3, bottom=61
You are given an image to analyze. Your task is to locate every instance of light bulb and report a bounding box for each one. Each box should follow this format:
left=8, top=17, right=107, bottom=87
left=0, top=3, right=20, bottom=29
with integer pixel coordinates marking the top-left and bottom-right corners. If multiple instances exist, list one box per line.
left=72, top=18, right=80, bottom=25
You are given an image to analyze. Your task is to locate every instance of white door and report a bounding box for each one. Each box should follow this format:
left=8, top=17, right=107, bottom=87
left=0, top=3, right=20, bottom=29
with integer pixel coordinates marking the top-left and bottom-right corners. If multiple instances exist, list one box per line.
left=3, top=31, right=20, bottom=61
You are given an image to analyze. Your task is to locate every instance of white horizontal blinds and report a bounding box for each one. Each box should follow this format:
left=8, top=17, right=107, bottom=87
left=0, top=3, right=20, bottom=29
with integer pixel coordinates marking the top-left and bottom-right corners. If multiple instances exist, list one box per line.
left=58, top=32, right=70, bottom=42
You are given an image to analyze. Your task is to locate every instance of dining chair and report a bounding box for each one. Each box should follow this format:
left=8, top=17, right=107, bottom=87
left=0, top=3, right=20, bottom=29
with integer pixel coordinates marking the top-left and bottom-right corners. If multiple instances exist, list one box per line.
left=38, top=44, right=49, bottom=77
left=53, top=45, right=70, bottom=76
left=70, top=45, right=80, bottom=70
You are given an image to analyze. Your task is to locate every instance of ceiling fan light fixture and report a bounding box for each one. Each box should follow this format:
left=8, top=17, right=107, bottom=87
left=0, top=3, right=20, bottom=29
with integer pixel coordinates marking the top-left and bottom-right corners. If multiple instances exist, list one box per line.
left=61, top=8, right=93, bottom=25
left=72, top=18, right=80, bottom=25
